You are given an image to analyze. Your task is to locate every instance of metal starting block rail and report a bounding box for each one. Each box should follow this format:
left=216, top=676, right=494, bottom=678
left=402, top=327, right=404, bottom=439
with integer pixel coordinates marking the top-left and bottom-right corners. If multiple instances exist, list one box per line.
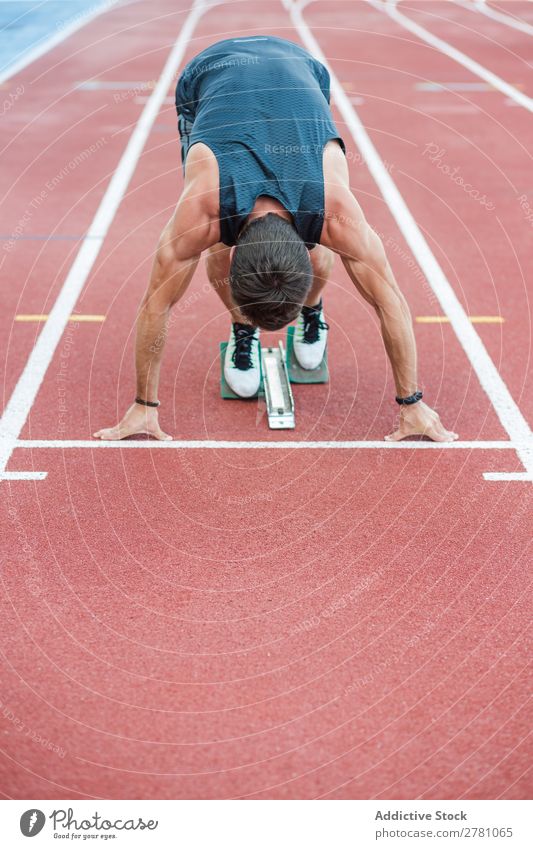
left=261, top=342, right=295, bottom=429
left=220, top=327, right=328, bottom=430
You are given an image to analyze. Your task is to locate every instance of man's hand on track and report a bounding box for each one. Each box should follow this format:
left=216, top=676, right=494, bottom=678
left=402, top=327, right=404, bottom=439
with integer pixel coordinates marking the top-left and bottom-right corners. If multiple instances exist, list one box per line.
left=93, top=403, right=172, bottom=441
left=385, top=401, right=458, bottom=443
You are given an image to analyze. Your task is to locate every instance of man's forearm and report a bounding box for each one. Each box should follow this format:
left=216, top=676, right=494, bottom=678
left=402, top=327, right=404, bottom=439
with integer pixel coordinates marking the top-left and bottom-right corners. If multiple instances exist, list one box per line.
left=135, top=303, right=170, bottom=401
left=342, top=252, right=418, bottom=398
left=135, top=247, right=199, bottom=402
left=374, top=270, right=418, bottom=397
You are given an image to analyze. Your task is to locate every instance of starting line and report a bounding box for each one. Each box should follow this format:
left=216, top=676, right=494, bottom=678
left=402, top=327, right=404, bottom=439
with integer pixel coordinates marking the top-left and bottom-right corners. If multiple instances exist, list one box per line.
left=7, top=439, right=529, bottom=450
left=2, top=439, right=532, bottom=483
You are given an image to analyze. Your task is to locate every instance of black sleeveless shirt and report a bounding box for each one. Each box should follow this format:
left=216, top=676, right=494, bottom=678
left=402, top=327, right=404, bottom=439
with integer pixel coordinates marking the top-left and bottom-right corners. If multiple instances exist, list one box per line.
left=175, top=35, right=345, bottom=247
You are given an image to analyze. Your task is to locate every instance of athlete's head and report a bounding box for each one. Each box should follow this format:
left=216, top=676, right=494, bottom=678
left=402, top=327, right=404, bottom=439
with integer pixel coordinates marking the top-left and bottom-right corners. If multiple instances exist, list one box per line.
left=230, top=213, right=312, bottom=331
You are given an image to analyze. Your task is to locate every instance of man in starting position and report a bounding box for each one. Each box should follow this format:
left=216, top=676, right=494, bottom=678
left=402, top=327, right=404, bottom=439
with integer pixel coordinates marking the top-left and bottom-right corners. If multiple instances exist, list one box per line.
left=94, top=35, right=457, bottom=442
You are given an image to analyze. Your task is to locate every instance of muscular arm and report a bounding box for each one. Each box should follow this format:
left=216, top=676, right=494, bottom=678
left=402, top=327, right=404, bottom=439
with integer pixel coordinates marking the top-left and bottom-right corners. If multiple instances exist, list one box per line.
left=341, top=226, right=417, bottom=398
left=135, top=221, right=200, bottom=404
left=93, top=214, right=201, bottom=441
left=324, top=187, right=457, bottom=442
left=94, top=151, right=219, bottom=440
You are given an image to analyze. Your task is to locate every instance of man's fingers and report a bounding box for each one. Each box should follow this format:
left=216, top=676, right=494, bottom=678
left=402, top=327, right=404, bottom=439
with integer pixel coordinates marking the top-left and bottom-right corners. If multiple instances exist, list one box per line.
left=428, top=426, right=459, bottom=443
left=384, top=427, right=405, bottom=442
left=385, top=421, right=459, bottom=443
left=93, top=427, right=129, bottom=440
left=93, top=426, right=172, bottom=441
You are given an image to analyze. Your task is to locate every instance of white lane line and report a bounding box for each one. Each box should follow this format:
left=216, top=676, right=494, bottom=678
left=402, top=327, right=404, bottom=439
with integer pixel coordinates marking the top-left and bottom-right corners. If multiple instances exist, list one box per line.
left=0, top=0, right=122, bottom=86
left=9, top=439, right=526, bottom=449
left=368, top=0, right=533, bottom=112
left=0, top=0, right=208, bottom=479
left=285, top=0, right=533, bottom=479
left=462, top=0, right=533, bottom=37
left=484, top=472, right=533, bottom=481
left=6, top=441, right=528, bottom=484
left=0, top=471, right=47, bottom=480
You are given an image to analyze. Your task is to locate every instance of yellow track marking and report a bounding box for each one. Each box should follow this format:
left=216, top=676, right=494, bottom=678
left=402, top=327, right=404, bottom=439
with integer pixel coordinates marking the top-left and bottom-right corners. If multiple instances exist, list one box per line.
left=15, top=314, right=105, bottom=322
left=416, top=316, right=504, bottom=324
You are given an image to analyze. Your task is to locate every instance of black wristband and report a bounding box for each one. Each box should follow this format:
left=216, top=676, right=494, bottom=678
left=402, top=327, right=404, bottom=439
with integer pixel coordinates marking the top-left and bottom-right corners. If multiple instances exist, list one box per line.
left=395, top=390, right=423, bottom=406
left=135, top=397, right=160, bottom=408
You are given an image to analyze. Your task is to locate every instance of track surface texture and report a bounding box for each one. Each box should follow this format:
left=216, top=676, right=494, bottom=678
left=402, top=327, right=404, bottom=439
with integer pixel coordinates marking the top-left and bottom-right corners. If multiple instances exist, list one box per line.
left=0, top=0, right=531, bottom=799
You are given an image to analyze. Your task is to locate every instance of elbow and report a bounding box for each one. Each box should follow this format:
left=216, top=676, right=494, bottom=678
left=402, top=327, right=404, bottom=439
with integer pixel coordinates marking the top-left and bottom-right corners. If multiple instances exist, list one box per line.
left=345, top=223, right=389, bottom=278
left=364, top=229, right=388, bottom=275
left=156, top=235, right=201, bottom=288
left=353, top=248, right=390, bottom=297
left=140, top=247, right=176, bottom=317
left=156, top=241, right=180, bottom=279
left=149, top=242, right=186, bottom=310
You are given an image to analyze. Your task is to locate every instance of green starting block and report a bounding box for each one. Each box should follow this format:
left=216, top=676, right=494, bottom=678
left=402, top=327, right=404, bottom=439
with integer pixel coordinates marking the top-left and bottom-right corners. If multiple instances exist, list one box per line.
left=220, top=328, right=328, bottom=428
left=285, top=325, right=329, bottom=384
left=220, top=328, right=328, bottom=399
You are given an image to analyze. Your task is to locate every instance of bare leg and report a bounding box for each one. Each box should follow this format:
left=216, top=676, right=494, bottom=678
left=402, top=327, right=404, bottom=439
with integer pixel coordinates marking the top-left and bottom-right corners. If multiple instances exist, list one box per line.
left=205, top=242, right=251, bottom=324
left=207, top=244, right=261, bottom=397
left=305, top=244, right=334, bottom=306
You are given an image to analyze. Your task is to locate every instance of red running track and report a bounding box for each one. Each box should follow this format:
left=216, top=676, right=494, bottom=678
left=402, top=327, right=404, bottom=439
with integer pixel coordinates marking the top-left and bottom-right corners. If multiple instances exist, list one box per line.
left=0, top=0, right=531, bottom=799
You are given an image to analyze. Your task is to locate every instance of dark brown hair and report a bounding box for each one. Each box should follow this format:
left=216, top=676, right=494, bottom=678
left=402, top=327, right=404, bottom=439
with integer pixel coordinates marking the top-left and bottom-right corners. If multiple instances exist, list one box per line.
left=230, top=213, right=312, bottom=330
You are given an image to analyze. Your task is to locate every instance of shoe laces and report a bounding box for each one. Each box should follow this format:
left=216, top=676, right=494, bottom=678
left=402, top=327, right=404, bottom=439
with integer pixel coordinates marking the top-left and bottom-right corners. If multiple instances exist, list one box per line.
left=301, top=302, right=329, bottom=344
left=231, top=323, right=258, bottom=370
